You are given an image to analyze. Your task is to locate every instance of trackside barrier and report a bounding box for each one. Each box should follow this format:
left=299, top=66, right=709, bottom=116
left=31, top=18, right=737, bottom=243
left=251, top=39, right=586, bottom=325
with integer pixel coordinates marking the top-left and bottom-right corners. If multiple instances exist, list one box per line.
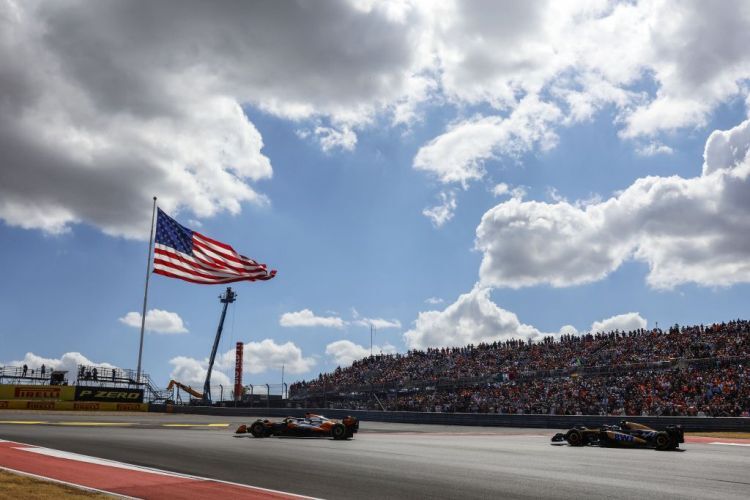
left=0, top=400, right=149, bottom=411
left=149, top=405, right=750, bottom=432
left=0, top=384, right=145, bottom=403
left=0, top=385, right=76, bottom=401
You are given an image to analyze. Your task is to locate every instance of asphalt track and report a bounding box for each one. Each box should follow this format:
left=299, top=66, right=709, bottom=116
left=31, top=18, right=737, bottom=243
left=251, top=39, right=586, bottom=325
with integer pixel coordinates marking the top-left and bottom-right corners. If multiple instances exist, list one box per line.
left=1, top=412, right=749, bottom=499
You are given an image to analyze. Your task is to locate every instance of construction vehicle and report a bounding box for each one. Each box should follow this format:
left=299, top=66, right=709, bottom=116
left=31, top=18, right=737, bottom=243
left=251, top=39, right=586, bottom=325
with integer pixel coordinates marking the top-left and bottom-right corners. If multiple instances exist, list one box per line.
left=166, top=380, right=203, bottom=402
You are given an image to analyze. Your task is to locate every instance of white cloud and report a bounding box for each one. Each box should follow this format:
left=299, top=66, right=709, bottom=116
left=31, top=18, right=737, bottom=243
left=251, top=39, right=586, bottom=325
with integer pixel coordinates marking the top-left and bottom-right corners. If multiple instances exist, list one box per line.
left=353, top=318, right=402, bottom=329
left=279, top=309, right=346, bottom=329
left=168, top=356, right=230, bottom=395
left=636, top=142, right=674, bottom=157
left=325, top=340, right=397, bottom=367
left=119, top=309, right=188, bottom=334
left=492, top=183, right=510, bottom=197
left=169, top=338, right=315, bottom=395
left=591, top=312, right=648, bottom=334
left=0, top=0, right=433, bottom=237
left=411, top=0, right=750, bottom=201
left=413, top=97, right=562, bottom=186
left=425, top=297, right=444, bottom=305
left=422, top=190, right=457, bottom=227
left=558, top=325, right=579, bottom=336
left=216, top=339, right=315, bottom=375
left=314, top=125, right=358, bottom=152
left=5, top=1, right=750, bottom=237
left=5, top=352, right=116, bottom=375
left=476, top=119, right=750, bottom=290
left=403, top=285, right=543, bottom=349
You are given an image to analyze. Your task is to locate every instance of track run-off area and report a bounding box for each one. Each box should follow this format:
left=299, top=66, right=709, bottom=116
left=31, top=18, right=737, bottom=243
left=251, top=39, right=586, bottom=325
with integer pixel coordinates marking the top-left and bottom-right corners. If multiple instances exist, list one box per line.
left=1, top=412, right=749, bottom=499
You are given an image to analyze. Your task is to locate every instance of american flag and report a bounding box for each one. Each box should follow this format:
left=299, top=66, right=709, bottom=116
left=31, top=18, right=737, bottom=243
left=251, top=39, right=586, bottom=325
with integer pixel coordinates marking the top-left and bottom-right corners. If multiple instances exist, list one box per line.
left=153, top=208, right=276, bottom=284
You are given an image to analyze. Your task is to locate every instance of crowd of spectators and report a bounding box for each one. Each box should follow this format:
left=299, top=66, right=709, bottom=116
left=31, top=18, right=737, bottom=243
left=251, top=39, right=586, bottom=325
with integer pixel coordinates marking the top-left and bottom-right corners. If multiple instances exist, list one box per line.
left=290, top=320, right=750, bottom=417
left=367, top=362, right=749, bottom=417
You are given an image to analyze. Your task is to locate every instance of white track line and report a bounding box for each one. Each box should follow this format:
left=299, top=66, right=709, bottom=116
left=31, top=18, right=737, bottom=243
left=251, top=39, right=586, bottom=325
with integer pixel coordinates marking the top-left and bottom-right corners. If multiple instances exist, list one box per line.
left=709, top=442, right=750, bottom=447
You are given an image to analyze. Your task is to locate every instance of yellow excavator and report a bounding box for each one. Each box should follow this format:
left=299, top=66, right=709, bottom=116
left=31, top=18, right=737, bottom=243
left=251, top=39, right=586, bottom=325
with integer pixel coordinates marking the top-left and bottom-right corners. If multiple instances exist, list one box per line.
left=166, top=380, right=203, bottom=401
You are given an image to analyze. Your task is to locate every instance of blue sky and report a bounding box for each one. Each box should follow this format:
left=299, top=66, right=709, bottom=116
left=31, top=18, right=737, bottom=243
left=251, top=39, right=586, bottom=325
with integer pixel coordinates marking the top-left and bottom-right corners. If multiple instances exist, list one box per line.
left=1, top=1, right=749, bottom=393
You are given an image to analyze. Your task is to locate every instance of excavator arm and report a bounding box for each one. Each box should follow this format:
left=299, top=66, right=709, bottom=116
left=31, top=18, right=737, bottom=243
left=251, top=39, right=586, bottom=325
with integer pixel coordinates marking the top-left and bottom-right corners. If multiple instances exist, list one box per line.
left=166, top=379, right=203, bottom=399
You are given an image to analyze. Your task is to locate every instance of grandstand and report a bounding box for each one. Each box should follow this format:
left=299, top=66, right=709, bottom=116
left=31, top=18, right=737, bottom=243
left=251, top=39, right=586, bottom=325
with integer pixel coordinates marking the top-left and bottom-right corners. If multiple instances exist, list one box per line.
left=290, top=320, right=750, bottom=417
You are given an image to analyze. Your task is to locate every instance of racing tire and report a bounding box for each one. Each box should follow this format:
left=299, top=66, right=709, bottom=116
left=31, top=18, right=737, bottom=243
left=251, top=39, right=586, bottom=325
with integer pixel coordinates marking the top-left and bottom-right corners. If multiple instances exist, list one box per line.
left=331, top=423, right=348, bottom=440
left=250, top=421, right=266, bottom=438
left=566, top=429, right=585, bottom=447
left=654, top=431, right=671, bottom=451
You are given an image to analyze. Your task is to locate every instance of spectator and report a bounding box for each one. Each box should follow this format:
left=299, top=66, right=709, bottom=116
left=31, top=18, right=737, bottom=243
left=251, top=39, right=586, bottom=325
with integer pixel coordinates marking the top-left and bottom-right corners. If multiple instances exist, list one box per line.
left=291, top=320, right=750, bottom=417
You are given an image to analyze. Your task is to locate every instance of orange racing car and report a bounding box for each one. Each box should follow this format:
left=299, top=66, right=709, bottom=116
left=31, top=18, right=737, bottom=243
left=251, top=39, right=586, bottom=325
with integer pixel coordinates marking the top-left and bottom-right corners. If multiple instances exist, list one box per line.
left=236, top=413, right=359, bottom=440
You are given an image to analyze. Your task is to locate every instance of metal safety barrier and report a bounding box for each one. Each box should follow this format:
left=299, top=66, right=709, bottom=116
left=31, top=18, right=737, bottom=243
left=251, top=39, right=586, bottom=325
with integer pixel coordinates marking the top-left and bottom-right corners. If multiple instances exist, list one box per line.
left=149, top=404, right=750, bottom=432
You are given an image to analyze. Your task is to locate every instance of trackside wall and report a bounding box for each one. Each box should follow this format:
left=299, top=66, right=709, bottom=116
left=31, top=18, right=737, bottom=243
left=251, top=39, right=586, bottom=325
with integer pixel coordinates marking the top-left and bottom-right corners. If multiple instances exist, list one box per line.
left=149, top=405, right=750, bottom=432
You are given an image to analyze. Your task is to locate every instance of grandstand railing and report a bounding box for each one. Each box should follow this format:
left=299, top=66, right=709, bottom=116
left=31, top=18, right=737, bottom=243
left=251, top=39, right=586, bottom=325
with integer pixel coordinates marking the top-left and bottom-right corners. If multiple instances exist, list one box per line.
left=74, top=365, right=170, bottom=402
left=0, top=365, right=68, bottom=385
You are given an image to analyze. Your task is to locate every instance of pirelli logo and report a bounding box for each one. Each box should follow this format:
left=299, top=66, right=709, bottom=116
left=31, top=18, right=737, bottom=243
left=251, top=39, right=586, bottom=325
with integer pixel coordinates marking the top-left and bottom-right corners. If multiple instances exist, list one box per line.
left=14, top=387, right=61, bottom=399
left=73, top=402, right=100, bottom=411
left=75, top=387, right=144, bottom=403
left=116, top=403, right=144, bottom=411
left=26, top=401, right=55, bottom=410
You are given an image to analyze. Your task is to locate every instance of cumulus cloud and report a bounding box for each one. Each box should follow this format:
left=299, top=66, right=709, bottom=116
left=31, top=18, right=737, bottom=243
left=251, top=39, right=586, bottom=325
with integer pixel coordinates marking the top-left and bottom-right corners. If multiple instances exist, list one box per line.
left=119, top=309, right=188, bottom=334
left=279, top=309, right=346, bottom=329
left=422, top=191, right=457, bottom=227
left=215, top=339, right=315, bottom=375
left=476, top=119, right=750, bottom=290
left=414, top=97, right=562, bottom=186
left=492, top=183, right=510, bottom=197
left=169, top=338, right=315, bottom=394
left=5, top=1, right=750, bottom=237
left=403, top=286, right=543, bottom=349
left=353, top=318, right=402, bottom=329
left=168, top=356, right=230, bottom=394
left=558, top=325, right=579, bottom=336
left=636, top=142, right=674, bottom=157
left=325, top=340, right=397, bottom=367
left=591, top=313, right=648, bottom=334
left=314, top=125, right=358, bottom=153
left=425, top=297, right=444, bottom=305
left=5, top=352, right=115, bottom=374
left=412, top=0, right=750, bottom=199
left=0, top=0, right=431, bottom=237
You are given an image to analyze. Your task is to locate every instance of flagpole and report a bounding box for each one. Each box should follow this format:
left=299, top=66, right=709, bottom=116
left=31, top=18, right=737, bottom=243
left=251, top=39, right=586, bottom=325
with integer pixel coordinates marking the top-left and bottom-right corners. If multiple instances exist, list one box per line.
left=136, top=196, right=157, bottom=383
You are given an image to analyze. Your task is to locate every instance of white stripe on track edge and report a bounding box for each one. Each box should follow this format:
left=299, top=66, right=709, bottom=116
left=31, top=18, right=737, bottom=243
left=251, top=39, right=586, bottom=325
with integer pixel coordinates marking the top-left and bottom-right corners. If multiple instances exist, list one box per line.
left=6, top=439, right=321, bottom=499
left=709, top=442, right=750, bottom=447
left=0, top=464, right=140, bottom=499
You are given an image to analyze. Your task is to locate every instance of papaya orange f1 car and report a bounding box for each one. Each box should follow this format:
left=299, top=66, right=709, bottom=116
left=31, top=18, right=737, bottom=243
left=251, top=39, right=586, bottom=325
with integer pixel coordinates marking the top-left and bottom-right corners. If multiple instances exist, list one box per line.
left=551, top=421, right=684, bottom=450
left=236, top=413, right=359, bottom=440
